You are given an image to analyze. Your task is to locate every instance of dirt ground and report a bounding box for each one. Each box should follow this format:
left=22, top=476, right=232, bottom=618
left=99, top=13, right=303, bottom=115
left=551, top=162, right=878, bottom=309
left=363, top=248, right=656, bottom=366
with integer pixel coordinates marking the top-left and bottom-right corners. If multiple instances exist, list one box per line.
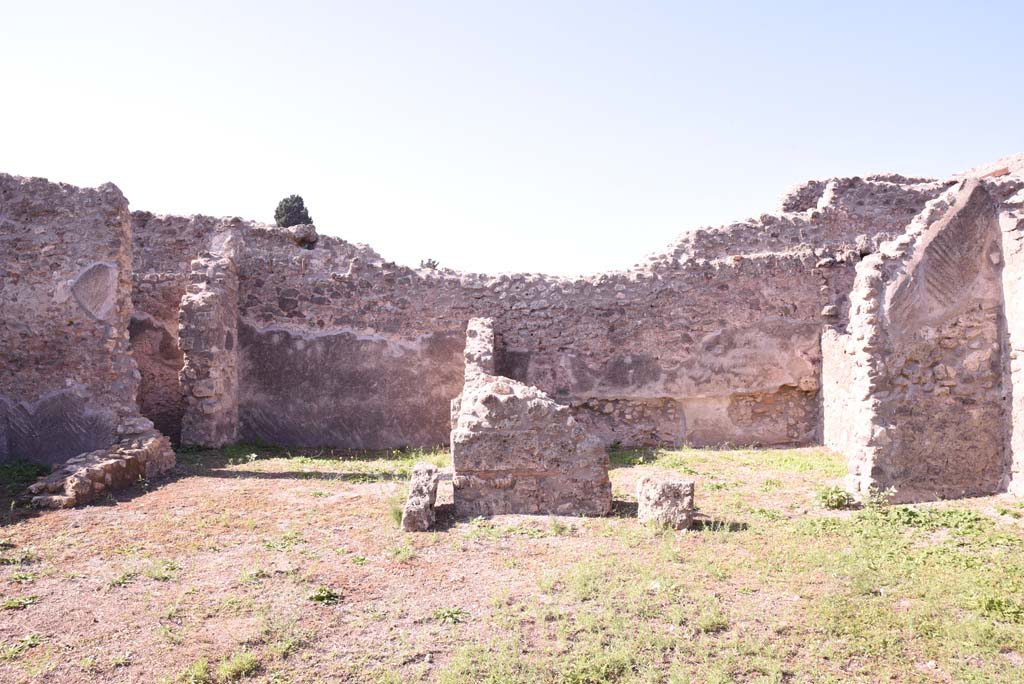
left=2, top=445, right=1024, bottom=683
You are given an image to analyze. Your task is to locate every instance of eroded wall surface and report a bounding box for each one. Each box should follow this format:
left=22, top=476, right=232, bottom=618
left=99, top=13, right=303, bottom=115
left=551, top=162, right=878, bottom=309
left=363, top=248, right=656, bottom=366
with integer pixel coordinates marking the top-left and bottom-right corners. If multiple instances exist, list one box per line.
left=0, top=174, right=139, bottom=465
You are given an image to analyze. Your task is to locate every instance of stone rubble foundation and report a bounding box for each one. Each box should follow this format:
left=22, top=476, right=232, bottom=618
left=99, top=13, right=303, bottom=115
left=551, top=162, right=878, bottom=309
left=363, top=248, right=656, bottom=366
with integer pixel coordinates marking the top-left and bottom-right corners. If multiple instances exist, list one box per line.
left=27, top=418, right=175, bottom=508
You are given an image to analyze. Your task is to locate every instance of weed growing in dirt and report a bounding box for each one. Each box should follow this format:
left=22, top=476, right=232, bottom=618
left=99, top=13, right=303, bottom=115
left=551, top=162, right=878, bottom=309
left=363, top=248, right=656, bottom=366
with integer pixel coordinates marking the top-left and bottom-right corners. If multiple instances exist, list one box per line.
left=433, top=607, right=469, bottom=624
left=388, top=496, right=405, bottom=527
left=1, top=595, right=39, bottom=610
left=171, top=657, right=212, bottom=684
left=0, top=634, right=42, bottom=660
left=262, top=531, right=304, bottom=551
left=308, top=586, right=342, bottom=605
left=391, top=542, right=415, bottom=563
left=816, top=485, right=855, bottom=509
left=216, top=651, right=260, bottom=681
left=144, top=559, right=181, bottom=581
left=0, top=548, right=38, bottom=565
left=239, top=567, right=270, bottom=584
left=549, top=518, right=572, bottom=536
left=696, top=603, right=730, bottom=633
left=110, top=570, right=139, bottom=587
left=111, top=652, right=133, bottom=667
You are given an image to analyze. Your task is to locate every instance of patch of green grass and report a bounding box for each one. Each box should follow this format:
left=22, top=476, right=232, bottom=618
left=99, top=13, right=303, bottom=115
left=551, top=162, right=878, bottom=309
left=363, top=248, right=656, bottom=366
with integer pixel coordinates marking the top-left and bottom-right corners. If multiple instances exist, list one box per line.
left=1, top=595, right=39, bottom=610
left=0, top=460, right=49, bottom=496
left=144, top=559, right=181, bottom=581
left=391, top=542, right=415, bottom=563
left=115, top=543, right=144, bottom=555
left=568, top=562, right=609, bottom=602
left=110, top=570, right=139, bottom=587
left=216, top=650, right=260, bottom=681
left=0, top=548, right=38, bottom=566
left=817, top=485, right=855, bottom=509
left=549, top=518, right=572, bottom=536
left=433, top=607, right=469, bottom=624
left=239, top=567, right=269, bottom=584
left=438, top=638, right=548, bottom=684
left=262, top=531, right=304, bottom=551
left=560, top=644, right=634, bottom=684
left=997, top=505, right=1024, bottom=519
left=388, top=495, right=405, bottom=527
left=608, top=447, right=659, bottom=467
left=981, top=596, right=1024, bottom=624
left=227, top=447, right=449, bottom=484
left=111, top=652, right=133, bottom=667
left=696, top=603, right=731, bottom=633
left=350, top=555, right=368, bottom=565
left=10, top=571, right=36, bottom=584
left=308, top=586, right=342, bottom=605
left=174, top=657, right=212, bottom=684
left=0, top=634, right=42, bottom=660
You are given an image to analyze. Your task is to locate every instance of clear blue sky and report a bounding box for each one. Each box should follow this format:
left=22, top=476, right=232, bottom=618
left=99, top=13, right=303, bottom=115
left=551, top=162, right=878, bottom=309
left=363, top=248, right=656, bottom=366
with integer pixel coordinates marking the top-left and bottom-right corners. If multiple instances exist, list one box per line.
left=3, top=1, right=1021, bottom=274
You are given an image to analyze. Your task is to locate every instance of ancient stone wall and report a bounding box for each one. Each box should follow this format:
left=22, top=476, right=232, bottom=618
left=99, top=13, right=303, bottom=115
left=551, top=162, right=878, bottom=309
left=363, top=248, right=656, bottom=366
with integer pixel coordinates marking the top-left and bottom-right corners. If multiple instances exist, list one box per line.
left=7, top=155, right=1024, bottom=508
left=0, top=174, right=140, bottom=465
left=233, top=233, right=832, bottom=450
left=222, top=172, right=949, bottom=452
left=824, top=180, right=1015, bottom=501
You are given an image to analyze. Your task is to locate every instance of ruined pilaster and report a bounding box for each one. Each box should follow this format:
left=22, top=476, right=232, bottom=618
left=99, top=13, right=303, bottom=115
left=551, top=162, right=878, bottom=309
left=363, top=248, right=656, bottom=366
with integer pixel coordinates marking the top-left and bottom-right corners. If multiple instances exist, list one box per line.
left=178, top=225, right=242, bottom=447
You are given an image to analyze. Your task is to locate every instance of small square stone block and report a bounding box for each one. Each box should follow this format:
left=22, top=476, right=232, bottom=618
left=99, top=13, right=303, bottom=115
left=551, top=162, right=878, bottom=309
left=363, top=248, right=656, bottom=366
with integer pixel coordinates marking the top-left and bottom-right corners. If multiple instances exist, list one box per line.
left=637, top=477, right=695, bottom=530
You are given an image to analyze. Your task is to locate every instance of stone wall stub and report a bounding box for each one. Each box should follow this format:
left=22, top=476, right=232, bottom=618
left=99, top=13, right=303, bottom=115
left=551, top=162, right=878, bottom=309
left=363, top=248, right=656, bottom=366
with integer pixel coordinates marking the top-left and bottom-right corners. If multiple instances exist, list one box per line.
left=451, top=318, right=613, bottom=517
left=178, top=226, right=242, bottom=447
left=825, top=180, right=1011, bottom=502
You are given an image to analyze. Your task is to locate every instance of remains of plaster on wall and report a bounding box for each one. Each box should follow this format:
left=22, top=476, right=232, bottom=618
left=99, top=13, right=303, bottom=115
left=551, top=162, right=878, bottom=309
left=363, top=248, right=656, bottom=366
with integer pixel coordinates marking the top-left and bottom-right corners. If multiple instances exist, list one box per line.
left=237, top=321, right=439, bottom=355
left=71, top=262, right=118, bottom=321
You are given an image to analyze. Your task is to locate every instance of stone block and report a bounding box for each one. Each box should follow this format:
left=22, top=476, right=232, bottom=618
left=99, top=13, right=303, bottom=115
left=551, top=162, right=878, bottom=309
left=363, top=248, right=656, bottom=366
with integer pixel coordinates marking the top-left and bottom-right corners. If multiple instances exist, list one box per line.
left=402, top=462, right=440, bottom=532
left=637, top=477, right=695, bottom=530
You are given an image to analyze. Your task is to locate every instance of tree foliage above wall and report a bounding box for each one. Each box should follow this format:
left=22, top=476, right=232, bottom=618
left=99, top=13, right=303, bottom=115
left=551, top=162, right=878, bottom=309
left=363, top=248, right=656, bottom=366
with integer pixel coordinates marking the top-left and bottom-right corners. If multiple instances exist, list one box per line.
left=274, top=195, right=312, bottom=227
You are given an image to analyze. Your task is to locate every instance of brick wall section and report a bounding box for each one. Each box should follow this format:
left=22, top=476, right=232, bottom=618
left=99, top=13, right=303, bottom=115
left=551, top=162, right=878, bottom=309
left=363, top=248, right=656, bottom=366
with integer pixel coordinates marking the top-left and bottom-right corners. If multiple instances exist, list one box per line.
left=235, top=231, right=830, bottom=449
